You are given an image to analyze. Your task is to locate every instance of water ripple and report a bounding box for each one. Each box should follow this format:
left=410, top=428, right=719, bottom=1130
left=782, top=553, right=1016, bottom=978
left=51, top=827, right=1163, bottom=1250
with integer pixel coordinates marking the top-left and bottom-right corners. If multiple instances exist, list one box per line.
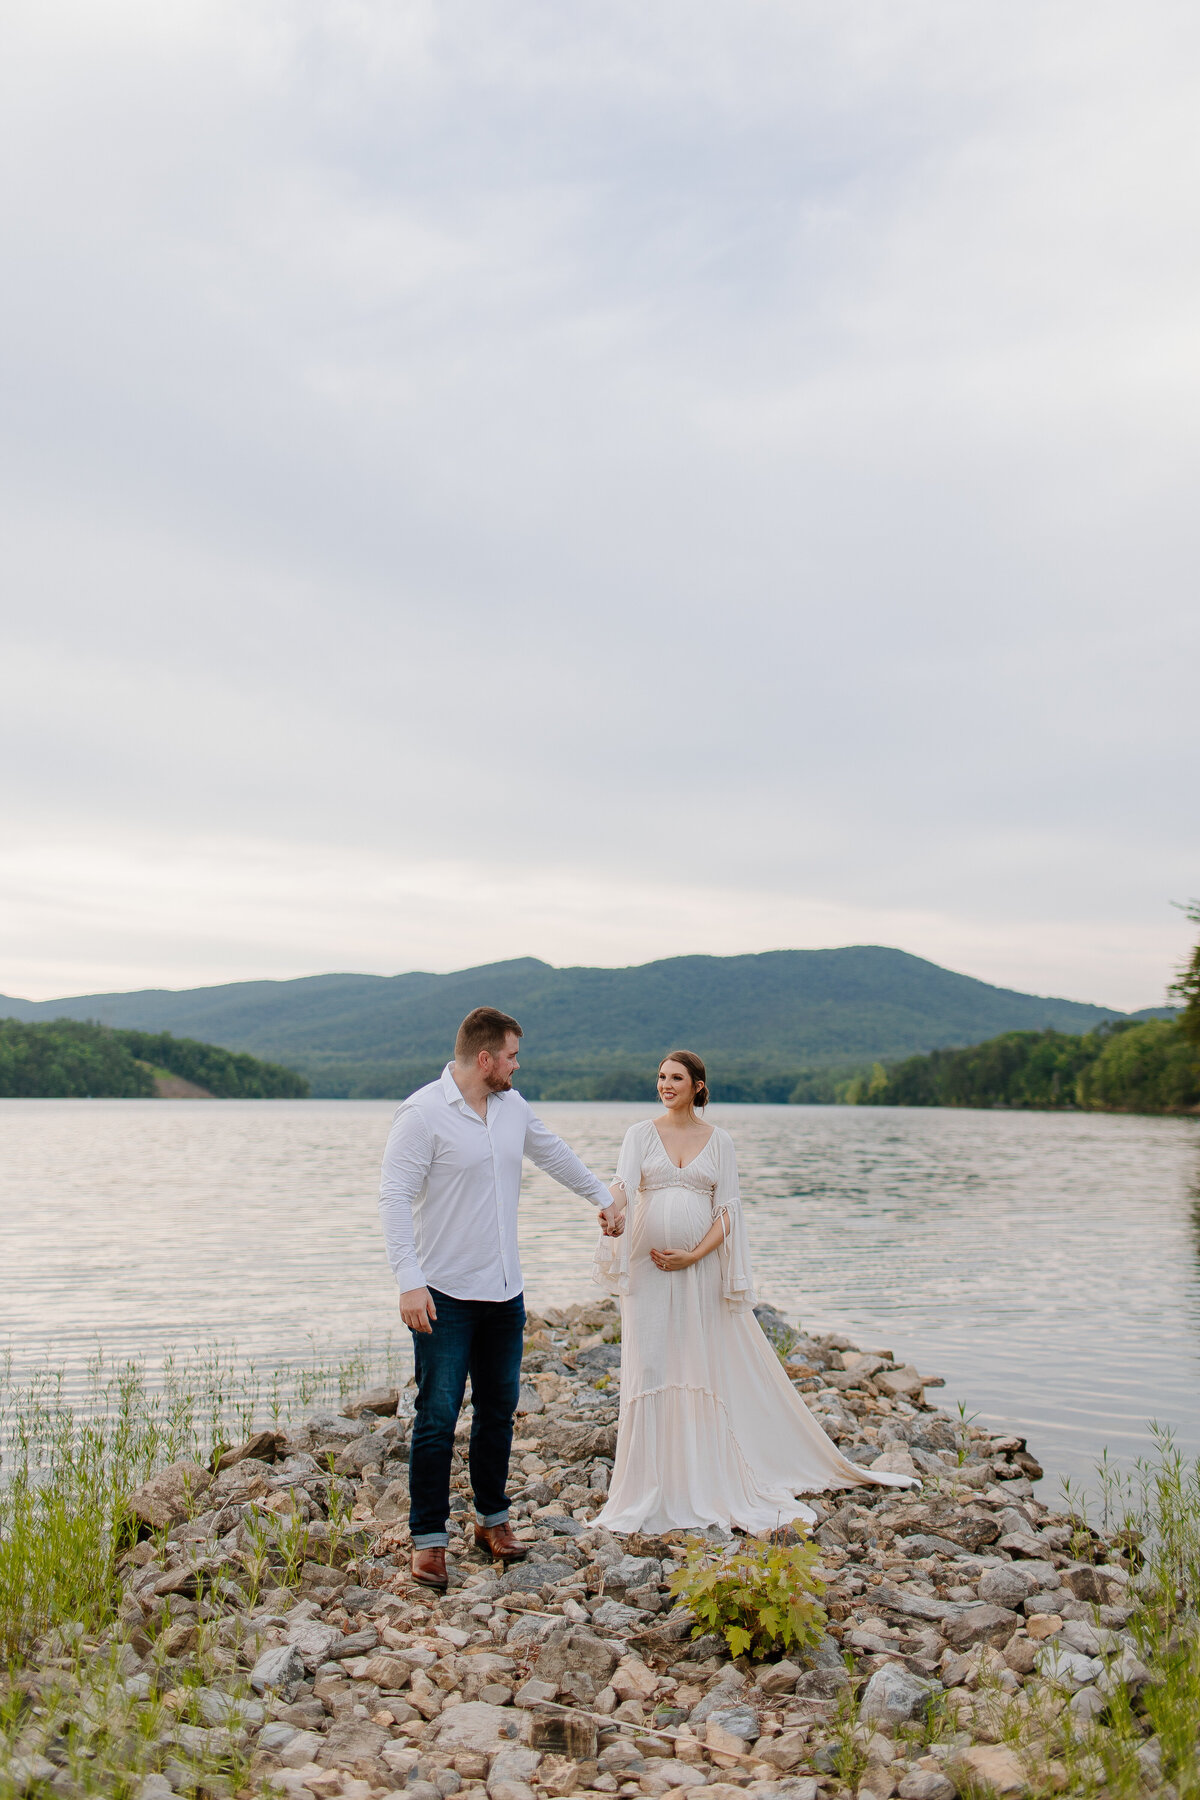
left=2, top=1098, right=1198, bottom=1494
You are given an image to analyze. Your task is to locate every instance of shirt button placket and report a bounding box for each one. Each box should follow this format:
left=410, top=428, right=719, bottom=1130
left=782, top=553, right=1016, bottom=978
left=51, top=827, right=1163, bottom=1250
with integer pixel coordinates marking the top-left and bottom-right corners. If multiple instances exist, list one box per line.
left=487, top=1102, right=508, bottom=1296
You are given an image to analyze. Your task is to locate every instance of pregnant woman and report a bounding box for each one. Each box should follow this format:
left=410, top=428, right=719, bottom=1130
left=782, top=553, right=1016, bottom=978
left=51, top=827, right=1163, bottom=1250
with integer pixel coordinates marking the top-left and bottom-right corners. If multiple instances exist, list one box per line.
left=593, top=1050, right=914, bottom=1535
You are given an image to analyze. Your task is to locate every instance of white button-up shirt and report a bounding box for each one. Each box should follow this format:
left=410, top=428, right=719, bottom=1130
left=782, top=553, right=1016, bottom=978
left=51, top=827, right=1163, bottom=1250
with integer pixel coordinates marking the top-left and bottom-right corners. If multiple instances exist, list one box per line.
left=378, top=1065, right=612, bottom=1302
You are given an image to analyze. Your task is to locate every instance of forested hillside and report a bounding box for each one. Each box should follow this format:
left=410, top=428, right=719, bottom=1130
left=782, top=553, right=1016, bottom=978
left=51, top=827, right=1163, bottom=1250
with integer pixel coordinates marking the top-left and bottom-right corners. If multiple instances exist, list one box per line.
left=0, top=1021, right=310, bottom=1099
left=847, top=906, right=1200, bottom=1116
left=0, top=946, right=1164, bottom=1100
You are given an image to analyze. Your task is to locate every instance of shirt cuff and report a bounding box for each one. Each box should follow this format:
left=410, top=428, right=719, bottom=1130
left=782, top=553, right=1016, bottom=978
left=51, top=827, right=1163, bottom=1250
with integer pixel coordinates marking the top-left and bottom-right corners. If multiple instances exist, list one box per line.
left=394, top=1259, right=428, bottom=1293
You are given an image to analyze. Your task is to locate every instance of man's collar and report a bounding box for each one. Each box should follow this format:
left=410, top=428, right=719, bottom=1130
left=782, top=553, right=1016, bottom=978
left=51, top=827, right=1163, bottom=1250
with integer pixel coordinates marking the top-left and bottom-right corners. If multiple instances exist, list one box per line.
left=441, top=1063, right=468, bottom=1109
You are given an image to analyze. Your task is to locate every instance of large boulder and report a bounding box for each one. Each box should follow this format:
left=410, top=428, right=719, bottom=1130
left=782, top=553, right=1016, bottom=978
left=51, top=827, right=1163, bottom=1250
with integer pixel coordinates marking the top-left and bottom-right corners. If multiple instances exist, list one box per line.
left=129, top=1460, right=212, bottom=1530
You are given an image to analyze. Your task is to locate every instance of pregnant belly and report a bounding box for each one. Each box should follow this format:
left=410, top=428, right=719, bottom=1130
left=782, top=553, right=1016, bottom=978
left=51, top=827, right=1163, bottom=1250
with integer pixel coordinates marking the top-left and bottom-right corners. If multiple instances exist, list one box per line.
left=639, top=1186, right=711, bottom=1254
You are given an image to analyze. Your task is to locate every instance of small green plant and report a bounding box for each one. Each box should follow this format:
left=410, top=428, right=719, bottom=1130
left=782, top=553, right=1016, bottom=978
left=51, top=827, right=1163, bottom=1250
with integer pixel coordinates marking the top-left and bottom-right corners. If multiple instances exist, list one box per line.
left=667, top=1532, right=827, bottom=1661
left=954, top=1399, right=979, bottom=1465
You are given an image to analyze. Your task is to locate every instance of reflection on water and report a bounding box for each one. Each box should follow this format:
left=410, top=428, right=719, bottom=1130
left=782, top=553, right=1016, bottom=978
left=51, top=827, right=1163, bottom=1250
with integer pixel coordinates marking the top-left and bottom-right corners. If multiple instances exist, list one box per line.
left=1, top=1099, right=1198, bottom=1494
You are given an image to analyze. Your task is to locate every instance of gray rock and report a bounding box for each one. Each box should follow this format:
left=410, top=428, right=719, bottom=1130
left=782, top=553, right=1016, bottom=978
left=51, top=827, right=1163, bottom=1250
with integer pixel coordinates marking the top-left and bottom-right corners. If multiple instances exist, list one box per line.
left=250, top=1643, right=306, bottom=1694
left=280, top=1731, right=326, bottom=1769
left=1068, top=1686, right=1107, bottom=1723
left=172, top=1721, right=248, bottom=1757
left=258, top=1722, right=299, bottom=1752
left=896, top=1534, right=972, bottom=1561
left=327, top=1626, right=379, bottom=1660
left=488, top=1747, right=543, bottom=1793
left=129, top=1459, right=212, bottom=1530
left=859, top=1663, right=941, bottom=1726
left=192, top=1685, right=265, bottom=1727
left=606, top=1554, right=661, bottom=1590
left=532, top=1625, right=619, bottom=1699
left=317, top=1718, right=390, bottom=1768
left=1059, top=1618, right=1119, bottom=1657
left=375, top=1478, right=411, bottom=1524
left=344, top=1386, right=401, bottom=1417
left=134, top=1778, right=176, bottom=1800
left=773, top=1782, right=819, bottom=1800
left=898, top=1773, right=955, bottom=1800
left=1096, top=1648, right=1152, bottom=1698
left=1034, top=1642, right=1101, bottom=1691
left=1022, top=1588, right=1069, bottom=1616
left=689, top=1670, right=748, bottom=1722
left=286, top=1618, right=343, bottom=1668
left=498, top=1559, right=574, bottom=1594
left=794, top=1665, right=849, bottom=1697
left=590, top=1598, right=647, bottom=1632
left=430, top=1701, right=525, bottom=1752
left=707, top=1703, right=760, bottom=1743
left=943, top=1604, right=1020, bottom=1649
left=977, top=1565, right=1039, bottom=1609
left=9, top=1758, right=58, bottom=1793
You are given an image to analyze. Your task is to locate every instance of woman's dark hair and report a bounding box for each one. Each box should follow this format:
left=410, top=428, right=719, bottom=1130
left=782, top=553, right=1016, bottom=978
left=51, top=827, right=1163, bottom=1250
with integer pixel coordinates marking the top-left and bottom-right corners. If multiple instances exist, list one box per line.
left=659, top=1049, right=709, bottom=1110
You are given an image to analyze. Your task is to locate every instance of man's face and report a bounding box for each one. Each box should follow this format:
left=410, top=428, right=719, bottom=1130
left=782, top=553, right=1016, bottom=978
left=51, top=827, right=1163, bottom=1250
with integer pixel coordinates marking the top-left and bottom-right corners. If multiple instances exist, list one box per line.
left=481, top=1033, right=521, bottom=1093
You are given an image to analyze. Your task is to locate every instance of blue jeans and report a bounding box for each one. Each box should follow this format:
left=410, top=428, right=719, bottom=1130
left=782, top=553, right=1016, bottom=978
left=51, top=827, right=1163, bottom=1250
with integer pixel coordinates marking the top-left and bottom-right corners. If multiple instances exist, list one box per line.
left=408, top=1288, right=526, bottom=1548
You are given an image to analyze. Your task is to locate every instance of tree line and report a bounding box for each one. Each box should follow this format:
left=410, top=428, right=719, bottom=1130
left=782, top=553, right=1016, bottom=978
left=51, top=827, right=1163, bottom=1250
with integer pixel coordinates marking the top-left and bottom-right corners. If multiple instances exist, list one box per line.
left=844, top=906, right=1200, bottom=1116
left=0, top=1020, right=310, bottom=1099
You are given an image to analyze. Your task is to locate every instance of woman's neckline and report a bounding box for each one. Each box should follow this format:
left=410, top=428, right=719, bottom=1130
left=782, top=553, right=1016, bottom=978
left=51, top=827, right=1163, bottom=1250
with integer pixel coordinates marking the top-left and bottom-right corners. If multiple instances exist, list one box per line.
left=651, top=1119, right=716, bottom=1171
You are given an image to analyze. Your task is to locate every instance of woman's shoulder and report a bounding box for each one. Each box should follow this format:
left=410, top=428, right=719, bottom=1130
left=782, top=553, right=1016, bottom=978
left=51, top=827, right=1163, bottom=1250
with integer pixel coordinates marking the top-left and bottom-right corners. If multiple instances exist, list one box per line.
left=621, top=1118, right=658, bottom=1147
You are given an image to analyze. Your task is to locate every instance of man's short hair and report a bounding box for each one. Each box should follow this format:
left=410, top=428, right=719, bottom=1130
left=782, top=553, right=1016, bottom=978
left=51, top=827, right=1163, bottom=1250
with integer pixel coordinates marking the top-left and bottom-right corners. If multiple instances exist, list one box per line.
left=455, top=1006, right=523, bottom=1062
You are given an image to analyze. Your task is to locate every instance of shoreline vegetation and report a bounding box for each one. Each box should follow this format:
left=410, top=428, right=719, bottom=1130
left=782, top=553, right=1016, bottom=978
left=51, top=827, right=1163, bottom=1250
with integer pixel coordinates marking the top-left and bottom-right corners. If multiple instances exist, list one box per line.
left=0, top=1020, right=311, bottom=1100
left=3, top=917, right=1196, bottom=1114
left=3, top=1308, right=1199, bottom=1800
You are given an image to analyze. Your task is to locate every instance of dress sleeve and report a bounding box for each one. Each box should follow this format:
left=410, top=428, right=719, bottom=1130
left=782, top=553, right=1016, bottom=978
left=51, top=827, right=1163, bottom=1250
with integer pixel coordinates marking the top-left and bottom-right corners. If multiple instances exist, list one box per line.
left=591, top=1123, right=644, bottom=1296
left=713, top=1128, right=756, bottom=1311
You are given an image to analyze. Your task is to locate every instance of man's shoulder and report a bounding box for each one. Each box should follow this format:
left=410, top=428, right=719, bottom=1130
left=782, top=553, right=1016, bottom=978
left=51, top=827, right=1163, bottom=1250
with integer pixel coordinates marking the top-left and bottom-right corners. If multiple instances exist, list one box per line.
left=392, top=1076, right=450, bottom=1125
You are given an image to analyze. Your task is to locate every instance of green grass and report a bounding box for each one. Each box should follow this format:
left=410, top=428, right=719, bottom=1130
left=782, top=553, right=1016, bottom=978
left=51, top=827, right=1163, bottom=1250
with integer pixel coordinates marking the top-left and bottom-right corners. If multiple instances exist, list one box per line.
left=0, top=1338, right=405, bottom=1798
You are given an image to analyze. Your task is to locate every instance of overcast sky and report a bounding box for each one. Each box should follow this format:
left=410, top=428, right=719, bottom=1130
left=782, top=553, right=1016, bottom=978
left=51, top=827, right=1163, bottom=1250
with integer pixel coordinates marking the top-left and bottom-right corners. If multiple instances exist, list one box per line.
left=2, top=1, right=1197, bottom=1011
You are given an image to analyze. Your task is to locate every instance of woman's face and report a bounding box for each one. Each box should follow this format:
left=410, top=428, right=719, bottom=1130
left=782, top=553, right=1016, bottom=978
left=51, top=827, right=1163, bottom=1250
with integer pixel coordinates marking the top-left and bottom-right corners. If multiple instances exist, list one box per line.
left=658, top=1059, right=695, bottom=1113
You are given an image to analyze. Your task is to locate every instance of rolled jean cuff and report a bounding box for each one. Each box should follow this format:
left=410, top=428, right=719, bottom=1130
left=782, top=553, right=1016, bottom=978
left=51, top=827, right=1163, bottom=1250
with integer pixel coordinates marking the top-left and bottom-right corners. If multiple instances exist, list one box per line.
left=411, top=1531, right=450, bottom=1548
left=477, top=1509, right=510, bottom=1528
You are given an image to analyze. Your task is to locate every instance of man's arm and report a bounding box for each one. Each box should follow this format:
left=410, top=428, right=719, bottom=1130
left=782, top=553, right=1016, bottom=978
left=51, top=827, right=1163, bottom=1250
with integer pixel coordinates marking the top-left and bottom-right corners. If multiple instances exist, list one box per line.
left=523, top=1110, right=616, bottom=1213
left=379, top=1107, right=438, bottom=1332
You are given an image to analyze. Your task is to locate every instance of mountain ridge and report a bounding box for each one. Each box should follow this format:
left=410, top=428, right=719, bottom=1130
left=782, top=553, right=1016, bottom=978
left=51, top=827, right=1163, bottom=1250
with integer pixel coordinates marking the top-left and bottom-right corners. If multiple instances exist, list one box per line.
left=0, top=946, right=1171, bottom=1100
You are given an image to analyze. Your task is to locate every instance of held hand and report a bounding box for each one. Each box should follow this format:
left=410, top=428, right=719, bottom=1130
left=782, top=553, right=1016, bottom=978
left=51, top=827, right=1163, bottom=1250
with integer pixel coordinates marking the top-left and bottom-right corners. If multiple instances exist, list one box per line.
left=649, top=1246, right=695, bottom=1272
left=598, top=1201, right=626, bottom=1237
left=400, top=1287, right=438, bottom=1333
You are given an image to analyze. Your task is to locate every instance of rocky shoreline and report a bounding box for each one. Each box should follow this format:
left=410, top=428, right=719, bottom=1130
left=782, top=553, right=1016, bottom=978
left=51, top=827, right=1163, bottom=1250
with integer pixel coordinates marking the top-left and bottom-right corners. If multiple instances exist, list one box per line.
left=5, top=1300, right=1152, bottom=1800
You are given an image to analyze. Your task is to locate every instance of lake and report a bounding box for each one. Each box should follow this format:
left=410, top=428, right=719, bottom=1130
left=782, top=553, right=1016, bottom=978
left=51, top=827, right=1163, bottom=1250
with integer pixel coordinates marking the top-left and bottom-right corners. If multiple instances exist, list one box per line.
left=2, top=1098, right=1198, bottom=1497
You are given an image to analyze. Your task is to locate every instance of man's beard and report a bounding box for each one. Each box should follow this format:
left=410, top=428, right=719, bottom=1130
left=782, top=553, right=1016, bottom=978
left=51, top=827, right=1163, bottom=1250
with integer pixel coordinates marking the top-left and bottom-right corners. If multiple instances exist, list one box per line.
left=484, top=1072, right=513, bottom=1093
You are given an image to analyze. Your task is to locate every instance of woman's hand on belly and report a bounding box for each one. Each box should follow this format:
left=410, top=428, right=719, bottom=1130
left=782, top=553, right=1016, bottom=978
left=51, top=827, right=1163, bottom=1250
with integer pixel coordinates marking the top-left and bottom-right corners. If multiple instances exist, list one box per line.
left=649, top=1208, right=731, bottom=1273
left=649, top=1244, right=697, bottom=1271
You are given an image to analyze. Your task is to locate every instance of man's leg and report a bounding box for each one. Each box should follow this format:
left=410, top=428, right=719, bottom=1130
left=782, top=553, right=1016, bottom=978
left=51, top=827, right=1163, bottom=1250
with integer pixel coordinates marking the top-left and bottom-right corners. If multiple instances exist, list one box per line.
left=409, top=1289, right=472, bottom=1548
left=467, top=1291, right=526, bottom=1529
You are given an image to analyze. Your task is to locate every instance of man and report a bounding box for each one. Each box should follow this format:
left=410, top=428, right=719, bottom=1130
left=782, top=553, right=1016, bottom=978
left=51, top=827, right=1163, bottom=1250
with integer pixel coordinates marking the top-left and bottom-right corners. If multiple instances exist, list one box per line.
left=378, top=1005, right=623, bottom=1589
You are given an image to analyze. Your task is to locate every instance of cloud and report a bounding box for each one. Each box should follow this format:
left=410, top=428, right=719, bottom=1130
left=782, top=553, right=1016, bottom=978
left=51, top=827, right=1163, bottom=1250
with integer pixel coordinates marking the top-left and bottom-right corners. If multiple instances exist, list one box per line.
left=1, top=1, right=1197, bottom=1009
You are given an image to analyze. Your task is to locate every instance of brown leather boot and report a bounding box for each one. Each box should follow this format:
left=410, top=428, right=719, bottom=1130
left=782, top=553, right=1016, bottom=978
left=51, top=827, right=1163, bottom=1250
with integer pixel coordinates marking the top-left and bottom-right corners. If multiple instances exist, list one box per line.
left=474, top=1520, right=527, bottom=1562
left=411, top=1546, right=448, bottom=1589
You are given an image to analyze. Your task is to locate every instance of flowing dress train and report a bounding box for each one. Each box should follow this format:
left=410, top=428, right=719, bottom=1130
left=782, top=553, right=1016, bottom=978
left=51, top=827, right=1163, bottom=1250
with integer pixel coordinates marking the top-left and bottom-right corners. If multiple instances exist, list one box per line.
left=592, top=1119, right=914, bottom=1536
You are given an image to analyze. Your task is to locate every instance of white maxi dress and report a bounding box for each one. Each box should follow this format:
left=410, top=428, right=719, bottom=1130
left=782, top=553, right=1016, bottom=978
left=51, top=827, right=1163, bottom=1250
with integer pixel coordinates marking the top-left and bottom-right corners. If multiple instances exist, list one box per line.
left=592, top=1119, right=914, bottom=1536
